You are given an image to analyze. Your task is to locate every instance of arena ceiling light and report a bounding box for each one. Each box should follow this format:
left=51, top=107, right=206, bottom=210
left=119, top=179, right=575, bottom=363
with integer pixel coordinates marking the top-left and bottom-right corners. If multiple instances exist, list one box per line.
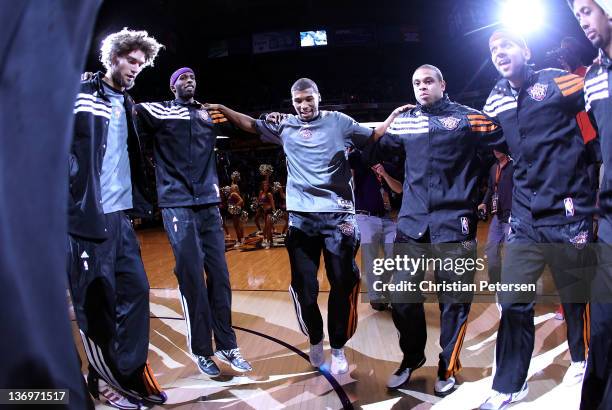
left=499, top=0, right=545, bottom=34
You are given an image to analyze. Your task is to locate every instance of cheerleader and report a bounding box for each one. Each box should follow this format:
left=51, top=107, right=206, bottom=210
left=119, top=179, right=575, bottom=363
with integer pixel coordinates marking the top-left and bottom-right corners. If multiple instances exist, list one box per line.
left=259, top=180, right=275, bottom=248
left=228, top=184, right=245, bottom=246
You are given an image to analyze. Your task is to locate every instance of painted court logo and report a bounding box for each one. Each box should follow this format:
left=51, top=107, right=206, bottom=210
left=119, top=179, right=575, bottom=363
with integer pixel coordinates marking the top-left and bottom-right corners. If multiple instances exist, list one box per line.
left=439, top=116, right=461, bottom=130
left=527, top=83, right=548, bottom=101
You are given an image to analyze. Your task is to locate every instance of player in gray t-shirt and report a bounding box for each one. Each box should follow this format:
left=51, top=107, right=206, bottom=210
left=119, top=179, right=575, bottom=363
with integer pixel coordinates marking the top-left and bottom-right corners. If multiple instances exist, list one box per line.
left=205, top=78, right=382, bottom=375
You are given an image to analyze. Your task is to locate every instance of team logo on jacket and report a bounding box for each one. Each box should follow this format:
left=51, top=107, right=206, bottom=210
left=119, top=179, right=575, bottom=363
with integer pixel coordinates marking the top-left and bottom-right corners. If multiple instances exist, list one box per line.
left=338, top=221, right=355, bottom=237
left=570, top=230, right=589, bottom=249
left=198, top=109, right=210, bottom=121
left=299, top=127, right=313, bottom=139
left=527, top=83, right=548, bottom=101
left=461, top=239, right=476, bottom=252
left=439, top=116, right=461, bottom=130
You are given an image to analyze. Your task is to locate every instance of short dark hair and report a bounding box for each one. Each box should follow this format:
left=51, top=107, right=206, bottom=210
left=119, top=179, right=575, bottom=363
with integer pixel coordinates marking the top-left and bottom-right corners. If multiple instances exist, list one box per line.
left=489, top=30, right=528, bottom=50
left=291, top=78, right=319, bottom=93
left=415, top=64, right=444, bottom=81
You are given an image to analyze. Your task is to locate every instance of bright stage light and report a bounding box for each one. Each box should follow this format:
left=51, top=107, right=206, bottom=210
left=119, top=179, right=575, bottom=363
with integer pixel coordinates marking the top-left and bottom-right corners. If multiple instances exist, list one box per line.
left=499, top=0, right=545, bottom=34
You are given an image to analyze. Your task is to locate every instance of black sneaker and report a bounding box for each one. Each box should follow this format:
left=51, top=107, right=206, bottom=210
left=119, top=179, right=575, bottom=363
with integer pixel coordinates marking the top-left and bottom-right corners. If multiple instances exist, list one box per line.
left=195, top=355, right=221, bottom=376
left=215, top=348, right=253, bottom=372
left=370, top=302, right=389, bottom=311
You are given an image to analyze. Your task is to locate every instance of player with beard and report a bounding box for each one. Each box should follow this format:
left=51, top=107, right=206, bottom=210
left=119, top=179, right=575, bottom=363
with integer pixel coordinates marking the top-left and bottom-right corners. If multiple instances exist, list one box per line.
left=68, top=28, right=167, bottom=409
left=370, top=65, right=505, bottom=396
left=479, top=30, right=595, bottom=409
left=133, top=68, right=253, bottom=377
left=569, top=1, right=612, bottom=408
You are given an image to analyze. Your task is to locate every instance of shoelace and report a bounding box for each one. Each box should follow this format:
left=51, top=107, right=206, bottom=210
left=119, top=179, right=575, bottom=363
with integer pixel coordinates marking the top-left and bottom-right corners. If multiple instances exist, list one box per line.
left=200, top=356, right=215, bottom=366
left=228, top=348, right=244, bottom=362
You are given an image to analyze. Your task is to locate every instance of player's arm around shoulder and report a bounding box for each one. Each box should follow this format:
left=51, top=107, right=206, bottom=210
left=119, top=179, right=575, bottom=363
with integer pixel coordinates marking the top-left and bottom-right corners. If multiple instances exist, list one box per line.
left=202, top=103, right=258, bottom=134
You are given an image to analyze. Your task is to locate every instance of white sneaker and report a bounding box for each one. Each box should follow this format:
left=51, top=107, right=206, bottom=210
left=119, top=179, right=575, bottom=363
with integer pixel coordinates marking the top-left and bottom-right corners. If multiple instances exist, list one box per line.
left=386, top=357, right=425, bottom=389
left=480, top=382, right=529, bottom=409
left=562, top=360, right=587, bottom=385
left=98, top=379, right=140, bottom=410
left=434, top=376, right=456, bottom=397
left=330, top=348, right=348, bottom=374
left=309, top=340, right=324, bottom=368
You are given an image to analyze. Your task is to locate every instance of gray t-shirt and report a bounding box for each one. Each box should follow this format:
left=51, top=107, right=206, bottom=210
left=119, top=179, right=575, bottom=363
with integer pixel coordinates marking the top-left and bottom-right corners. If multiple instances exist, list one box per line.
left=100, top=83, right=133, bottom=214
left=255, top=111, right=372, bottom=213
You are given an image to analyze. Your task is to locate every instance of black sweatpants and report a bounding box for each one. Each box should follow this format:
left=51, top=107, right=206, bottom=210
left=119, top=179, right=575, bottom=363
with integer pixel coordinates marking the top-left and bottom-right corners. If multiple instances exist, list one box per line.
left=493, top=216, right=591, bottom=394
left=391, top=229, right=476, bottom=379
left=0, top=1, right=99, bottom=408
left=285, top=212, right=361, bottom=349
left=581, top=219, right=612, bottom=410
left=68, top=212, right=160, bottom=398
left=161, top=205, right=237, bottom=356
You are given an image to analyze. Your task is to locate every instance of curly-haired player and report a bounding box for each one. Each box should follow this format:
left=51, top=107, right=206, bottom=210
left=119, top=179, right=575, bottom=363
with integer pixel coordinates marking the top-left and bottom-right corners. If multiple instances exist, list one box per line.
left=68, top=28, right=166, bottom=409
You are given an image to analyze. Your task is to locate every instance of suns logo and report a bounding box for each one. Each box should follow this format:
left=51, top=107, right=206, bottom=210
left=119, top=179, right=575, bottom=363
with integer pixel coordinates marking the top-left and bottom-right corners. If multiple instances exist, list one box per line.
left=338, top=221, right=355, bottom=236
left=439, top=116, right=461, bottom=130
left=527, top=83, right=548, bottom=101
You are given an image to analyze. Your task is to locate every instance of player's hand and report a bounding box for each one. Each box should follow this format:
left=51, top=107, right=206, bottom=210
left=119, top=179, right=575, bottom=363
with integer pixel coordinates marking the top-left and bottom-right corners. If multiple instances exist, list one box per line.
left=81, top=72, right=94, bottom=81
left=202, top=103, right=222, bottom=110
left=371, top=164, right=387, bottom=177
left=391, top=104, right=415, bottom=117
left=266, top=112, right=286, bottom=124
left=478, top=203, right=487, bottom=213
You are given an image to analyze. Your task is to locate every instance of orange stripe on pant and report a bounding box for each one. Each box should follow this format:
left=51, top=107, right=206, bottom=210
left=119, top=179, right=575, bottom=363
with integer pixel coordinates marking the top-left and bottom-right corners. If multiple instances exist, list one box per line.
left=346, top=283, right=360, bottom=340
left=445, top=321, right=468, bottom=379
left=584, top=303, right=591, bottom=359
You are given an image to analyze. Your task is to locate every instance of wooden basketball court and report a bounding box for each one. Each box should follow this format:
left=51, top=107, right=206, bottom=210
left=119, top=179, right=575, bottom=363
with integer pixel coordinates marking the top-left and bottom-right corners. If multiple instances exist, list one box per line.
left=71, top=222, right=582, bottom=409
